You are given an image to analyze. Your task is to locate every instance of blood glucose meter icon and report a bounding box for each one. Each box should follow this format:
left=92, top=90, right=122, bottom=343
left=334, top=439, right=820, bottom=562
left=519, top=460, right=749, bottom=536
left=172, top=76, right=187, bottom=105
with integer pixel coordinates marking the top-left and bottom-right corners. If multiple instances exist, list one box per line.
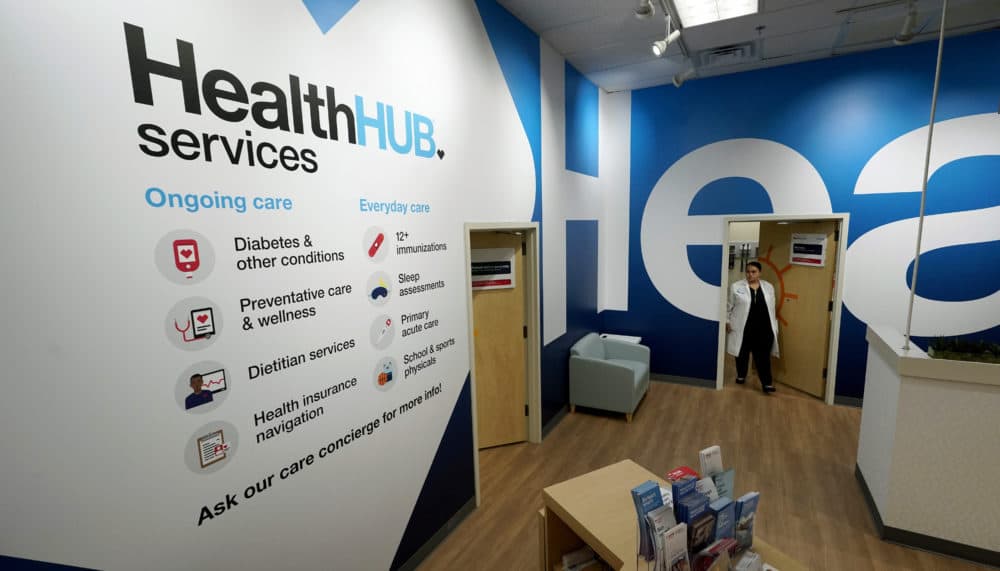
left=157, top=231, right=214, bottom=285
left=173, top=239, right=201, bottom=278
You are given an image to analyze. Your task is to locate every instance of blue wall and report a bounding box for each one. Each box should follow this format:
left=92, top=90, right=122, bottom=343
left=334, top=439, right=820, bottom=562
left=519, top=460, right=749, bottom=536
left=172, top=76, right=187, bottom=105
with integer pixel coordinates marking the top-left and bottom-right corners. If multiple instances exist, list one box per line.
left=565, top=62, right=600, bottom=177
left=475, top=8, right=1000, bottom=416
left=619, top=30, right=1000, bottom=398
left=476, top=1, right=607, bottom=424
left=541, top=221, right=601, bottom=425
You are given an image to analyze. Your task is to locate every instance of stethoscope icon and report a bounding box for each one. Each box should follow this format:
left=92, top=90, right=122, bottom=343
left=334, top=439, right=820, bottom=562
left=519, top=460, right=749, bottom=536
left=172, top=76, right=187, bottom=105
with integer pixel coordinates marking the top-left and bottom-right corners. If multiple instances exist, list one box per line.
left=174, top=319, right=210, bottom=343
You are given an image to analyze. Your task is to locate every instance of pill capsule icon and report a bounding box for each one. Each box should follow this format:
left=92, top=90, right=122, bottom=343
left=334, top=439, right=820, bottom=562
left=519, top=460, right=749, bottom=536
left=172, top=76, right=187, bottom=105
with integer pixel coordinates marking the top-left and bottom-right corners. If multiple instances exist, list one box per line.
left=368, top=233, right=385, bottom=258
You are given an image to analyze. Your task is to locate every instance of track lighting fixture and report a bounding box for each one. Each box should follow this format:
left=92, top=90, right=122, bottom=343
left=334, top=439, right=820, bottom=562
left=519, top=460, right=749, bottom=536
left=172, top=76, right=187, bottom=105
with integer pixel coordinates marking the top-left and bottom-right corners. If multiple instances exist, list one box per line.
left=893, top=1, right=918, bottom=45
left=672, top=67, right=695, bottom=88
left=634, top=0, right=655, bottom=19
left=651, top=14, right=681, bottom=57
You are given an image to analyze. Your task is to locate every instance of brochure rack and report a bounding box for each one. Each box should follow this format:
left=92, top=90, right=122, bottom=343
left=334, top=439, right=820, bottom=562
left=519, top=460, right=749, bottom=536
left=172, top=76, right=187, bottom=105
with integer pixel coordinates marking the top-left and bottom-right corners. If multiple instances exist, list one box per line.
left=538, top=459, right=806, bottom=571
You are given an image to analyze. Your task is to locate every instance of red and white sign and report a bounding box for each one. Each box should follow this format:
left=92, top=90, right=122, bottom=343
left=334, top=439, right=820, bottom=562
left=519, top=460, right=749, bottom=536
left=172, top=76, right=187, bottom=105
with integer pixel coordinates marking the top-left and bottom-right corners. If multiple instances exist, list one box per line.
left=471, top=248, right=516, bottom=290
left=790, top=233, right=827, bottom=267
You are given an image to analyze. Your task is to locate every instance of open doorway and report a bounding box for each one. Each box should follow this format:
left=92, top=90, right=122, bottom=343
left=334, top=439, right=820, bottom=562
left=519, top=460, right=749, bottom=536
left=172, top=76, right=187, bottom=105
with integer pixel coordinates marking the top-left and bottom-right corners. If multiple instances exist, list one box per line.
left=715, top=214, right=850, bottom=405
left=463, top=223, right=541, bottom=504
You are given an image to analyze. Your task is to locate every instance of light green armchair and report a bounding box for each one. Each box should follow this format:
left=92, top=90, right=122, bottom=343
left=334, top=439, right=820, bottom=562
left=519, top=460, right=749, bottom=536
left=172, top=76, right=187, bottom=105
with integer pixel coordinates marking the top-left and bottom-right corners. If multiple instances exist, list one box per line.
left=569, top=333, right=650, bottom=423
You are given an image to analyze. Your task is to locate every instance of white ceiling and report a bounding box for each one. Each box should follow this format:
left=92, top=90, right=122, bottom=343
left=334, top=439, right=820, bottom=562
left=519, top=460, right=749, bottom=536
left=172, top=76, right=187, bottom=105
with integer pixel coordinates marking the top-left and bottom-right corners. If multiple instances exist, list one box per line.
left=496, top=0, right=1000, bottom=91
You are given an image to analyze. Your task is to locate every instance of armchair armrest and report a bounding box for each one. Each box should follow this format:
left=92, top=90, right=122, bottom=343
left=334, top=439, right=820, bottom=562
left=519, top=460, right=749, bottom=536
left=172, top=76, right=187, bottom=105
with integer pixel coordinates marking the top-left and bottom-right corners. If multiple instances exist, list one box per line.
left=604, top=339, right=650, bottom=363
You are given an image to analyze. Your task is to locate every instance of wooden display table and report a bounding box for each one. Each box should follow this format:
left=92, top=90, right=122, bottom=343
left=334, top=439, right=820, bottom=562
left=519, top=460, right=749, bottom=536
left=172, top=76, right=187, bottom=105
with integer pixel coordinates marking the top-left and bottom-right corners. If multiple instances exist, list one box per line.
left=539, top=459, right=806, bottom=570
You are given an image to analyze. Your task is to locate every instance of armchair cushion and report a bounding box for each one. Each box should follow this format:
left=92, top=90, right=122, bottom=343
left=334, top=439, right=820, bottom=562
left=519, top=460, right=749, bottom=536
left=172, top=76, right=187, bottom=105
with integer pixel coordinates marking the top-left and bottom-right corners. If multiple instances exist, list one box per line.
left=606, top=358, right=648, bottom=383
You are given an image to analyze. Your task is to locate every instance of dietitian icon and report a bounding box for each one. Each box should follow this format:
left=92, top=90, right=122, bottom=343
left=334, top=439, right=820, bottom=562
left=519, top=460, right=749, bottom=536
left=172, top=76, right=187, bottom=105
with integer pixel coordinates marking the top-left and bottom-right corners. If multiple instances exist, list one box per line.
left=176, top=360, right=230, bottom=414
left=185, top=369, right=227, bottom=410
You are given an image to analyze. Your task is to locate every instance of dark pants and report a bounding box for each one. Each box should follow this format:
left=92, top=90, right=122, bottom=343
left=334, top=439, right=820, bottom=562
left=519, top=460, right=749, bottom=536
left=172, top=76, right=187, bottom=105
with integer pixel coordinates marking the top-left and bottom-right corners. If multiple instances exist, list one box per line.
left=736, top=334, right=774, bottom=387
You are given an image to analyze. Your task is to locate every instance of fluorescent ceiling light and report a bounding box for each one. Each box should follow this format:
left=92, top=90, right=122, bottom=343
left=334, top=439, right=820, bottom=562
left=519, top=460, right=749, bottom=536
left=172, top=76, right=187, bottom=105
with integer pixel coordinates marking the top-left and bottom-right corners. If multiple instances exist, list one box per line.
left=673, top=0, right=758, bottom=28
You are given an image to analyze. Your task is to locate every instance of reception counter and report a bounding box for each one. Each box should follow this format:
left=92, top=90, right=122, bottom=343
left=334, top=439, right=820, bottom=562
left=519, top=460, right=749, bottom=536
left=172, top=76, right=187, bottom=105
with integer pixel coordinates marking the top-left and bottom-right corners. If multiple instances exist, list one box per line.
left=856, top=325, right=1000, bottom=567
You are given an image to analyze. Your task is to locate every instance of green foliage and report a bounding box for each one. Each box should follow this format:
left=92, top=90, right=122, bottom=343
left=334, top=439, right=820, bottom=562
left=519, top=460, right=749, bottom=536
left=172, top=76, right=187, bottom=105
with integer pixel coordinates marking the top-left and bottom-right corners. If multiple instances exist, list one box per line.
left=929, top=337, right=1000, bottom=364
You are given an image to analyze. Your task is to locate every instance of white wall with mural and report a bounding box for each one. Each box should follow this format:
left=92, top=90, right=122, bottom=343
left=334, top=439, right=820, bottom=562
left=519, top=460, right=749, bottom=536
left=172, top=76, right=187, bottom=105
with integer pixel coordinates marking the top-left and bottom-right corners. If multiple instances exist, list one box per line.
left=0, top=1, right=538, bottom=569
left=540, top=40, right=631, bottom=345
left=610, top=30, right=1000, bottom=398
left=2, top=1, right=996, bottom=568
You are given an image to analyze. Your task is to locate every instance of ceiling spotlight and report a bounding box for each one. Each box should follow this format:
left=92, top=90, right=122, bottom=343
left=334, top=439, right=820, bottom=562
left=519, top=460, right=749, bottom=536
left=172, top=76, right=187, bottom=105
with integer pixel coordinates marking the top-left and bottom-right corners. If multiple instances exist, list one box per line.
left=893, top=1, right=918, bottom=45
left=673, top=67, right=696, bottom=88
left=634, top=0, right=655, bottom=19
left=651, top=14, right=681, bottom=57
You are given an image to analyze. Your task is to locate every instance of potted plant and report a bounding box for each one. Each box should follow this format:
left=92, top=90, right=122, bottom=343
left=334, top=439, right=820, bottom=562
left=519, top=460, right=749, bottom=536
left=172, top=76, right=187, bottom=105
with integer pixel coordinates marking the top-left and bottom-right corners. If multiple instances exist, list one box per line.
left=928, top=337, right=1000, bottom=364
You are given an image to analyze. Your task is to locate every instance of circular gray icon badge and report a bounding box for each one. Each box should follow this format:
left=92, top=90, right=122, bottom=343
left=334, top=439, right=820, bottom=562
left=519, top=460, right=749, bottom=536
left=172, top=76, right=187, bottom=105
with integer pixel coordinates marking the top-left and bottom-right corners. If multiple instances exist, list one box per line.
left=373, top=357, right=399, bottom=392
left=184, top=420, right=239, bottom=474
left=370, top=314, right=395, bottom=350
left=176, top=360, right=230, bottom=414
left=155, top=230, right=216, bottom=285
left=164, top=297, right=223, bottom=351
left=363, top=226, right=388, bottom=263
left=366, top=271, right=393, bottom=306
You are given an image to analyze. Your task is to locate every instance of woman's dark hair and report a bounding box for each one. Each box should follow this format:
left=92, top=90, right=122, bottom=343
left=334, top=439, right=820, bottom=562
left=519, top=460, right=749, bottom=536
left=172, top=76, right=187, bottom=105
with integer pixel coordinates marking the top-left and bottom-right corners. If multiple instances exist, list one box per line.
left=747, top=261, right=762, bottom=271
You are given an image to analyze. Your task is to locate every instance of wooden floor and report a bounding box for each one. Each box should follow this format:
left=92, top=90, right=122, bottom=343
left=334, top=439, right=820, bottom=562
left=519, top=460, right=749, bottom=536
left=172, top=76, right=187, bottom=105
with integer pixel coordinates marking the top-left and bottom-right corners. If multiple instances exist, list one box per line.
left=417, top=376, right=991, bottom=571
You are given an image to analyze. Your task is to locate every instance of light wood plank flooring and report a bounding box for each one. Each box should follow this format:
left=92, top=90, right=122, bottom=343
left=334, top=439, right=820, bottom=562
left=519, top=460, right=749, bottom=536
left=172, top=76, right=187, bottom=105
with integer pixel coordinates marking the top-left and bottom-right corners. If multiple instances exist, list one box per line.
left=416, top=378, right=990, bottom=570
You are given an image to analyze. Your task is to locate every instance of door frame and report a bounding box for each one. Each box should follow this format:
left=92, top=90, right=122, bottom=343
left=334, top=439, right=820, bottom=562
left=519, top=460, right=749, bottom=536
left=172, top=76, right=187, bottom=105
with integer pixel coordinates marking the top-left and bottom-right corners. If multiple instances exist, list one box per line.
left=463, top=222, right=542, bottom=506
left=715, top=213, right=850, bottom=405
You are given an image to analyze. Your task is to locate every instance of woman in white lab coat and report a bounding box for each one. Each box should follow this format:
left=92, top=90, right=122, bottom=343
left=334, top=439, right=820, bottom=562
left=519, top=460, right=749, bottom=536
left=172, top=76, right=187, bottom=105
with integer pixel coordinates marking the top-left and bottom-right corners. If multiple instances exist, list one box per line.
left=726, top=261, right=779, bottom=393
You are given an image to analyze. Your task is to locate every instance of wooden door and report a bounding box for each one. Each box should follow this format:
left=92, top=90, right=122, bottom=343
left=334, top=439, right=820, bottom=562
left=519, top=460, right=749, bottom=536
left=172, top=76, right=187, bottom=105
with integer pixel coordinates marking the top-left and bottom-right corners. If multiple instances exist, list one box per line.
left=756, top=220, right=839, bottom=398
left=471, top=231, right=527, bottom=448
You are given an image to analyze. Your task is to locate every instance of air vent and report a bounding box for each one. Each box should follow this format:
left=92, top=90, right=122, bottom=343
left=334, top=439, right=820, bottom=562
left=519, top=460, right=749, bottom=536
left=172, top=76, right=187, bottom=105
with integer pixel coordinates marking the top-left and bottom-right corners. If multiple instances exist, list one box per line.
left=698, top=41, right=757, bottom=68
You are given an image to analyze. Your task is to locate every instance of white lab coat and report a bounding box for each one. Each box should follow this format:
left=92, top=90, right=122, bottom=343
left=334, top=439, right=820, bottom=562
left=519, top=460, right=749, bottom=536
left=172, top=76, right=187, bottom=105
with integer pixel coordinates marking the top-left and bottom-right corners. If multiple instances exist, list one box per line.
left=726, top=279, right=779, bottom=357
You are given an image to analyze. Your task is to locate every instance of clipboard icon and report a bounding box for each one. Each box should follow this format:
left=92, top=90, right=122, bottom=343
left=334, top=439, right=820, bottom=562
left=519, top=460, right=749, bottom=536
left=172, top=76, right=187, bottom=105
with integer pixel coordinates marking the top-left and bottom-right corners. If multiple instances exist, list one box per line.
left=197, top=429, right=228, bottom=468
